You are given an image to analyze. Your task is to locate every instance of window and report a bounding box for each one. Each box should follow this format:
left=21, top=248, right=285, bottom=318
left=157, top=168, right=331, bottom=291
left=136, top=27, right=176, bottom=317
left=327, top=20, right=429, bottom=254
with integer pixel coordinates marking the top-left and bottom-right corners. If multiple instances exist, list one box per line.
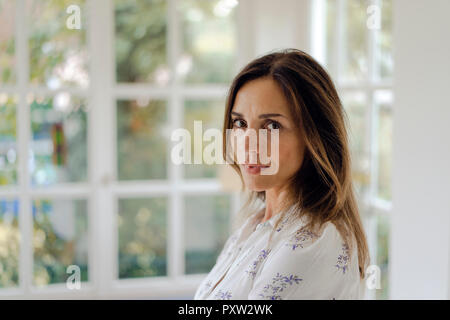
left=113, top=0, right=239, bottom=293
left=312, top=0, right=393, bottom=299
left=1, top=0, right=92, bottom=294
left=0, top=0, right=240, bottom=298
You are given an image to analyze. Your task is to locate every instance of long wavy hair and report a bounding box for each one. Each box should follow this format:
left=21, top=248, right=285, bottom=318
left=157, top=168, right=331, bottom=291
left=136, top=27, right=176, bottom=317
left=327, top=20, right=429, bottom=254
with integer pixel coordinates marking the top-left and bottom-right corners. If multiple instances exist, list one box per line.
left=222, top=48, right=369, bottom=280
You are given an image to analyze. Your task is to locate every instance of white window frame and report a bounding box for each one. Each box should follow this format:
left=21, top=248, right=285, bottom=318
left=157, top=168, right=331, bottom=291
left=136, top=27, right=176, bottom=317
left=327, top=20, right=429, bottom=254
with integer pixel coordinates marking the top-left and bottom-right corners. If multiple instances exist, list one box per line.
left=311, top=0, right=393, bottom=300
left=0, top=0, right=244, bottom=299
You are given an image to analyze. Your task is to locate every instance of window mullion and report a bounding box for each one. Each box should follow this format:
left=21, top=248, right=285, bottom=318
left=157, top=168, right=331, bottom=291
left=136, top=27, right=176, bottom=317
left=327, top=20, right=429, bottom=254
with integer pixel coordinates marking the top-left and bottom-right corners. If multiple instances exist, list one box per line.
left=16, top=0, right=32, bottom=296
left=367, top=0, right=380, bottom=205
left=311, top=0, right=327, bottom=66
left=87, top=0, right=115, bottom=297
left=367, top=0, right=383, bottom=301
left=168, top=0, right=184, bottom=279
left=336, top=0, right=346, bottom=82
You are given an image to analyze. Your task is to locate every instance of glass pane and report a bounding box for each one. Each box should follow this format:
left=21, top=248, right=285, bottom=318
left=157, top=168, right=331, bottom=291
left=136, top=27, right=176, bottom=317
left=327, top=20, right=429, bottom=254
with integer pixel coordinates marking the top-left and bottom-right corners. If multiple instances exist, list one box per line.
left=0, top=0, right=15, bottom=84
left=375, top=0, right=393, bottom=80
left=184, top=100, right=224, bottom=179
left=375, top=90, right=392, bottom=201
left=33, top=199, right=89, bottom=286
left=117, top=99, right=168, bottom=180
left=0, top=199, right=20, bottom=288
left=28, top=0, right=89, bottom=88
left=341, top=91, right=370, bottom=198
left=185, top=194, right=230, bottom=274
left=343, top=0, right=369, bottom=82
left=0, top=94, right=18, bottom=185
left=115, top=0, right=168, bottom=84
left=180, top=0, right=238, bottom=84
left=376, top=212, right=389, bottom=299
left=118, top=197, right=167, bottom=279
left=30, top=94, right=88, bottom=186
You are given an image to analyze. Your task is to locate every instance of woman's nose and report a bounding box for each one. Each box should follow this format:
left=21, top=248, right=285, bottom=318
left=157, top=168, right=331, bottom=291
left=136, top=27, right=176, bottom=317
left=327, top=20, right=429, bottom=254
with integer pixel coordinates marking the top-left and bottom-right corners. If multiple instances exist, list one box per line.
left=232, top=128, right=258, bottom=164
left=243, top=129, right=259, bottom=155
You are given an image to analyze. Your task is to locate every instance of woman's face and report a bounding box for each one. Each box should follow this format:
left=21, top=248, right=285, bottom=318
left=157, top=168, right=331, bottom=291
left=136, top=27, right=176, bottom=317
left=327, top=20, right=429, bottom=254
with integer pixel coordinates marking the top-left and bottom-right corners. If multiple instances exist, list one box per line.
left=231, top=77, right=306, bottom=192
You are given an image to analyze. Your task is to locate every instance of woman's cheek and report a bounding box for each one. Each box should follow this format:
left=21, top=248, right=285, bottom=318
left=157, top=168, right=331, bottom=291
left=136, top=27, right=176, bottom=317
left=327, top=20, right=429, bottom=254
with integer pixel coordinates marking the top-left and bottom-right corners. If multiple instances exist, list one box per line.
left=277, top=144, right=290, bottom=171
left=279, top=140, right=303, bottom=172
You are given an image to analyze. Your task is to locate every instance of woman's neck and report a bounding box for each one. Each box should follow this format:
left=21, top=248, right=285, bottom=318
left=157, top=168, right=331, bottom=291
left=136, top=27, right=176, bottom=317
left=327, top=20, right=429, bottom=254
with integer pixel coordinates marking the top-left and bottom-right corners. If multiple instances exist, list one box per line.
left=261, top=187, right=294, bottom=223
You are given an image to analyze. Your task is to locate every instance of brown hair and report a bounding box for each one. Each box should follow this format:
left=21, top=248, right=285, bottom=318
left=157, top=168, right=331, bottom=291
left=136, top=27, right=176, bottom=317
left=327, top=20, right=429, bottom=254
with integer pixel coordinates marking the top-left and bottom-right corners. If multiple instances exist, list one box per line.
left=222, top=48, right=370, bottom=279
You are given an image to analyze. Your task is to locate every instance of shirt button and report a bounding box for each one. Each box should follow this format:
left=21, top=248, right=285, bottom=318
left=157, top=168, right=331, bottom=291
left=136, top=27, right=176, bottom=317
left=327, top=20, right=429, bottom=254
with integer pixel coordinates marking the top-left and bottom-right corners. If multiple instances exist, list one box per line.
left=256, top=221, right=269, bottom=231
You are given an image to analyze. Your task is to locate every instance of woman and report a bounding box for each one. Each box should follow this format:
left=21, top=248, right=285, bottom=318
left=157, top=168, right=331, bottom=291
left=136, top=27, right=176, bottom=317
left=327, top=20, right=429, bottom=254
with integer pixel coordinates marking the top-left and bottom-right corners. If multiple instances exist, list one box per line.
left=194, top=48, right=369, bottom=300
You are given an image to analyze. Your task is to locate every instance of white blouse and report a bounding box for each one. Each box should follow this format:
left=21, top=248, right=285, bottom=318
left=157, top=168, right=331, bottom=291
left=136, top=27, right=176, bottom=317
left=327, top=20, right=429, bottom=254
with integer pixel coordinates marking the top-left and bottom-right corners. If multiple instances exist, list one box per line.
left=194, top=204, right=365, bottom=300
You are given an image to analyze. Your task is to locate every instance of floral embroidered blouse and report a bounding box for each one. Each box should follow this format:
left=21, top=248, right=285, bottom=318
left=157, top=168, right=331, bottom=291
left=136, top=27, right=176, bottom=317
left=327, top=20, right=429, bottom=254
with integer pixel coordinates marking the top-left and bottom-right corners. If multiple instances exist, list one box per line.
left=193, top=204, right=365, bottom=300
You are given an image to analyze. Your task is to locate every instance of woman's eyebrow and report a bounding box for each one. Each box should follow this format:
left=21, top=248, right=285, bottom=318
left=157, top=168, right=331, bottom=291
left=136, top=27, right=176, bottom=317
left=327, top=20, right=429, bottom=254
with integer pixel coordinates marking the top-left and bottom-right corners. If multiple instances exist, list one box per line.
left=231, top=111, right=286, bottom=119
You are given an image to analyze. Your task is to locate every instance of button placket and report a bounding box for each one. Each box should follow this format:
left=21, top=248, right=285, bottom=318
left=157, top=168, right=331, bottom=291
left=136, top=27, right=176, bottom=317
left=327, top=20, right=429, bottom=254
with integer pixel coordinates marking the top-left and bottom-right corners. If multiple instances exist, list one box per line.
left=234, top=244, right=255, bottom=268
left=206, top=245, right=241, bottom=298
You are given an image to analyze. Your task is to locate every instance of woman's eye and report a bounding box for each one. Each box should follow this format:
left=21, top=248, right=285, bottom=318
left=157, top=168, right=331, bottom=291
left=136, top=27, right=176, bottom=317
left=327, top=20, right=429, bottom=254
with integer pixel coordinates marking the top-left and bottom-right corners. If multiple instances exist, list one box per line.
left=232, top=119, right=246, bottom=128
left=266, top=121, right=281, bottom=130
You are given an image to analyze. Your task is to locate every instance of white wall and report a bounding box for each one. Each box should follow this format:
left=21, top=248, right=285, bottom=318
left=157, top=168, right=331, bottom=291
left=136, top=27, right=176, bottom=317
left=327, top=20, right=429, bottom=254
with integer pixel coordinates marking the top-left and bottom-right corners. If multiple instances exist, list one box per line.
left=238, top=0, right=311, bottom=63
left=390, top=0, right=450, bottom=299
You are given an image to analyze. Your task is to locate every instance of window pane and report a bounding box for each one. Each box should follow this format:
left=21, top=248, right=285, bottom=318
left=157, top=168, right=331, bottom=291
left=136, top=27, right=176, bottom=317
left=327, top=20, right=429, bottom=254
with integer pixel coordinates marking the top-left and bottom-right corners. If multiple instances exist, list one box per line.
left=376, top=212, right=389, bottom=299
left=375, top=0, right=393, bottom=80
left=115, top=0, right=168, bottom=83
left=0, top=199, right=19, bottom=288
left=375, top=90, right=392, bottom=201
left=0, top=0, right=15, bottom=83
left=184, top=100, right=224, bottom=179
left=343, top=0, right=369, bottom=82
left=33, top=198, right=89, bottom=286
left=185, top=194, right=230, bottom=274
left=180, top=0, right=238, bottom=84
left=118, top=197, right=167, bottom=279
left=0, top=94, right=18, bottom=185
left=30, top=94, right=88, bottom=186
left=117, top=99, right=168, bottom=180
left=341, top=91, right=370, bottom=198
left=28, top=0, right=89, bottom=88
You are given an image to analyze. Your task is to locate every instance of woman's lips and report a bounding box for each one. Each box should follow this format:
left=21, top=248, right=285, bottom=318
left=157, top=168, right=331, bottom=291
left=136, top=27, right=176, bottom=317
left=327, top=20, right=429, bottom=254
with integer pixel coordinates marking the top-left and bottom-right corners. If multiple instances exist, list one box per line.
left=243, top=164, right=270, bottom=175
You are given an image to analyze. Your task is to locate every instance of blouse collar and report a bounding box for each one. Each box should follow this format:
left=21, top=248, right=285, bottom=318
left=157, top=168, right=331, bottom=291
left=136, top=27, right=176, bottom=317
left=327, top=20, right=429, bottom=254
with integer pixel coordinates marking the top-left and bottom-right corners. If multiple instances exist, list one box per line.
left=253, top=203, right=298, bottom=229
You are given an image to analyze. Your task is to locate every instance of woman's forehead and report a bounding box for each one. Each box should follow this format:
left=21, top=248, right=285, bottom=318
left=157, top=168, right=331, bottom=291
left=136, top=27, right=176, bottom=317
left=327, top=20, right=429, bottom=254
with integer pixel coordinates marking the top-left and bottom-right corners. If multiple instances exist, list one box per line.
left=232, top=78, right=291, bottom=116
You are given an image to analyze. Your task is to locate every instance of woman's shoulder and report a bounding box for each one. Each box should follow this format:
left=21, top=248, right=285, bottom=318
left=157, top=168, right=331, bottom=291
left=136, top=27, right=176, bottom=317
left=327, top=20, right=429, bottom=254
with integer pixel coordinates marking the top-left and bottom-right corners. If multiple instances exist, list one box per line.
left=276, top=218, right=354, bottom=261
left=282, top=216, right=339, bottom=242
left=265, top=219, right=359, bottom=283
left=251, top=218, right=361, bottom=299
